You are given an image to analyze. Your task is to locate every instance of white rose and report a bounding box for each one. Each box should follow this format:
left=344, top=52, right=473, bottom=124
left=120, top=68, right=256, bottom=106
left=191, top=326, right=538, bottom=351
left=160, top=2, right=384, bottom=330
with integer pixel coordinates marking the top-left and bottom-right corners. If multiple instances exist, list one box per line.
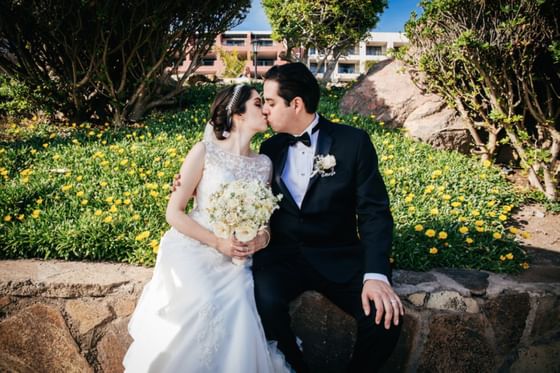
left=234, top=223, right=259, bottom=242
left=321, top=155, right=336, bottom=169
left=213, top=222, right=231, bottom=239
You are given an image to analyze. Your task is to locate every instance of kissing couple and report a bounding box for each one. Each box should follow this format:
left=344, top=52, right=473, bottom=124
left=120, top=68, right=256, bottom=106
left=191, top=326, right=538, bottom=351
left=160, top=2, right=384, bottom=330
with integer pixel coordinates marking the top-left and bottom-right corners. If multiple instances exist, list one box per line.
left=123, top=62, right=403, bottom=373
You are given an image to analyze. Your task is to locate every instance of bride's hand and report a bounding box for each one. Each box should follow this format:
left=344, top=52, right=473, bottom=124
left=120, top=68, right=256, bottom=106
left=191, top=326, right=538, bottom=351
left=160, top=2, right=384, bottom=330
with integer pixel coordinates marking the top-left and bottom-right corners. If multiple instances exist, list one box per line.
left=216, top=237, right=250, bottom=259
left=232, top=230, right=270, bottom=255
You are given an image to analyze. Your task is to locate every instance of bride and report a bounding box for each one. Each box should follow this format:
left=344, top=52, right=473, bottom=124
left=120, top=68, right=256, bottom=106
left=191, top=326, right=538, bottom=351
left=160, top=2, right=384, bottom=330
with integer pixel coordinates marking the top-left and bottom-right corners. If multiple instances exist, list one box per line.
left=123, top=84, right=292, bottom=373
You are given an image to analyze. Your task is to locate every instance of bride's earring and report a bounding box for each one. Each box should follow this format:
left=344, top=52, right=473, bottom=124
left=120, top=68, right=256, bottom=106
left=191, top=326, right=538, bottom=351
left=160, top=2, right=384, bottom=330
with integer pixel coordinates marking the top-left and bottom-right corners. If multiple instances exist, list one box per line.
left=222, top=130, right=230, bottom=138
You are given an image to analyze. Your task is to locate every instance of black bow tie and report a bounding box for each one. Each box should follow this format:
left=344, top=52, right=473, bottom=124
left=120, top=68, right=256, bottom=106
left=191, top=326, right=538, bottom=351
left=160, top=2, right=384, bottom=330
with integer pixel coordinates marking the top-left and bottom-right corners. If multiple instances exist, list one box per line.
left=286, top=123, right=320, bottom=147
left=287, top=132, right=311, bottom=147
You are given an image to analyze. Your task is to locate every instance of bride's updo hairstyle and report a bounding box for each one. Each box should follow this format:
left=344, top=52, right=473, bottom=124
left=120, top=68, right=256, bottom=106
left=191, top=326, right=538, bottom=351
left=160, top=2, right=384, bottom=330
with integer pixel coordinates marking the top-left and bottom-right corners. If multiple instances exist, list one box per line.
left=209, top=84, right=253, bottom=140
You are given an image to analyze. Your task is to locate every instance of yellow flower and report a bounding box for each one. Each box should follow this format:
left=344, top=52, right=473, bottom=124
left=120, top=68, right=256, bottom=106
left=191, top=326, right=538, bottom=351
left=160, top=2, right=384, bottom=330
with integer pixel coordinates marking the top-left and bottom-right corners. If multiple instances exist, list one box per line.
left=505, top=253, right=514, bottom=260
left=4, top=215, right=12, bottom=222
left=498, top=214, right=507, bottom=221
left=132, top=214, right=140, bottom=221
left=465, top=237, right=474, bottom=244
left=459, top=226, right=469, bottom=234
left=81, top=199, right=88, bottom=206
left=458, top=196, right=465, bottom=201
left=109, top=205, right=117, bottom=213
left=430, top=208, right=439, bottom=216
left=429, top=247, right=438, bottom=254
left=425, top=229, right=436, bottom=238
left=16, top=214, right=25, bottom=221
left=521, top=231, right=530, bottom=239
left=105, top=197, right=113, bottom=203
left=509, top=227, right=519, bottom=234
left=61, top=184, right=73, bottom=192
left=100, top=181, right=108, bottom=187
left=157, top=171, right=165, bottom=177
left=414, top=224, right=424, bottom=232
left=31, top=210, right=41, bottom=218
left=431, top=170, right=442, bottom=178
left=149, top=190, right=159, bottom=197
left=42, top=143, right=49, bottom=148
left=438, top=231, right=448, bottom=240
left=94, top=210, right=102, bottom=216
left=76, top=191, right=85, bottom=197
left=503, top=205, right=513, bottom=213
left=475, top=220, right=484, bottom=227
left=442, top=194, right=451, bottom=201
left=482, top=160, right=491, bottom=168
left=424, top=185, right=435, bottom=194
left=451, top=209, right=460, bottom=215
left=383, top=169, right=394, bottom=176
left=115, top=199, right=122, bottom=206
left=458, top=216, right=467, bottom=222
left=521, top=262, right=529, bottom=270
left=493, top=232, right=502, bottom=240
left=103, top=216, right=113, bottom=223
left=476, top=226, right=485, bottom=233
left=487, top=200, right=496, bottom=207
left=76, top=176, right=83, bottom=182
left=124, top=199, right=131, bottom=205
left=471, top=210, right=480, bottom=217
left=150, top=240, right=159, bottom=253
left=135, top=231, right=150, bottom=241
left=500, top=255, right=506, bottom=261
left=408, top=206, right=416, bottom=213
left=120, top=159, right=129, bottom=166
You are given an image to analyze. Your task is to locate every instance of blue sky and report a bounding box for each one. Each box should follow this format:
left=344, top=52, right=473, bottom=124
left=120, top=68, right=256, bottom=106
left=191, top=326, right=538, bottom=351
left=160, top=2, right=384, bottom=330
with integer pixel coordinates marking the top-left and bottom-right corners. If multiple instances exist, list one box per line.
left=233, top=0, right=421, bottom=33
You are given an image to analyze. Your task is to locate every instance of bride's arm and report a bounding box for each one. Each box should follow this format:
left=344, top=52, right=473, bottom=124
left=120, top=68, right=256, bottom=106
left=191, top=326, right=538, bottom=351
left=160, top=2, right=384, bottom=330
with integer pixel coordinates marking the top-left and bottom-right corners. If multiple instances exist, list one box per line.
left=165, top=142, right=242, bottom=257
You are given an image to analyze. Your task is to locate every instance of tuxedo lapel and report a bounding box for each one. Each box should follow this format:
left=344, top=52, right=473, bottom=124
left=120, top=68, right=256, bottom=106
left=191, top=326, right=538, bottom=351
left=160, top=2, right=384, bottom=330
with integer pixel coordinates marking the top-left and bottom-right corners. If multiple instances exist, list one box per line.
left=302, top=119, right=333, bottom=204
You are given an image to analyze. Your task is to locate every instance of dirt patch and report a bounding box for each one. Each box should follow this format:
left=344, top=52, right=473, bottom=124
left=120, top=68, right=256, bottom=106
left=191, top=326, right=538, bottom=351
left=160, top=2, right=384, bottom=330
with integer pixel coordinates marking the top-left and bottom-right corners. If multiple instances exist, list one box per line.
left=512, top=204, right=560, bottom=254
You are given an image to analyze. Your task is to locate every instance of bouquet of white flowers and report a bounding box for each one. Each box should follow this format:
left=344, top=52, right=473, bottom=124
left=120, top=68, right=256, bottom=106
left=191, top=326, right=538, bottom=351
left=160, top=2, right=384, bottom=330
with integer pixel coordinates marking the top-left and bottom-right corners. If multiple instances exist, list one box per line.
left=207, top=180, right=282, bottom=264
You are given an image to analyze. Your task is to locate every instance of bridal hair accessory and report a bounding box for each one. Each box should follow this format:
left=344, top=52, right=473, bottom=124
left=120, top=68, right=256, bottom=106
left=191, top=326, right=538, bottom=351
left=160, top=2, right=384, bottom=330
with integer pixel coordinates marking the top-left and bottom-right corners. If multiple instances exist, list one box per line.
left=225, top=84, right=244, bottom=129
left=311, top=154, right=336, bottom=177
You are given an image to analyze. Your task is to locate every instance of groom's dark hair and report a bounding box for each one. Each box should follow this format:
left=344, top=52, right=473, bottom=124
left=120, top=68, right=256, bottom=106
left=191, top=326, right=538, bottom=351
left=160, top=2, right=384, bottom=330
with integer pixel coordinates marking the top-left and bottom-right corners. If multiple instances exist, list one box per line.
left=264, top=62, right=320, bottom=113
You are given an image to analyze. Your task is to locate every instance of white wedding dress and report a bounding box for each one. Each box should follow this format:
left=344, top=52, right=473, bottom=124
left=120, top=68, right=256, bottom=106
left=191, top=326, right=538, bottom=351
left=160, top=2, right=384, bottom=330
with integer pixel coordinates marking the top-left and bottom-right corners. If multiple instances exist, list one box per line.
left=123, top=140, right=292, bottom=373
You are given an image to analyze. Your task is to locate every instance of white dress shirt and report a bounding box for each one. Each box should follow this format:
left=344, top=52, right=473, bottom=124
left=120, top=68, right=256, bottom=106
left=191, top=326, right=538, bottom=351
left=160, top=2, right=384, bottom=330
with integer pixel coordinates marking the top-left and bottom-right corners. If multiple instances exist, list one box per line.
left=281, top=114, right=389, bottom=285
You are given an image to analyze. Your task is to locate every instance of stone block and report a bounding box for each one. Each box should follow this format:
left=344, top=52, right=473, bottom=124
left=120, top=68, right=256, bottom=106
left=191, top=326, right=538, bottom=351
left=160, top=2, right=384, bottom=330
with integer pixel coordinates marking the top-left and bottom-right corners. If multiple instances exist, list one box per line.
left=0, top=304, right=92, bottom=372
left=531, top=294, right=560, bottom=340
left=418, top=314, right=494, bottom=373
left=66, top=299, right=113, bottom=335
left=436, top=268, right=489, bottom=296
left=426, top=291, right=479, bottom=313
left=393, top=270, right=437, bottom=285
left=111, top=295, right=137, bottom=318
left=509, top=334, right=560, bottom=373
left=482, top=292, right=530, bottom=355
left=0, top=296, right=11, bottom=308
left=97, top=318, right=132, bottom=373
left=408, top=292, right=427, bottom=307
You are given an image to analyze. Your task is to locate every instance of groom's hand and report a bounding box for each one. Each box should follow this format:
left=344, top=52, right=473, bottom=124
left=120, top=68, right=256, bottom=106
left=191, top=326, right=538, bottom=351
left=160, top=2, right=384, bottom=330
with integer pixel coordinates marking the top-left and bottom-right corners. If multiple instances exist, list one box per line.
left=361, top=280, right=404, bottom=329
left=170, top=174, right=181, bottom=192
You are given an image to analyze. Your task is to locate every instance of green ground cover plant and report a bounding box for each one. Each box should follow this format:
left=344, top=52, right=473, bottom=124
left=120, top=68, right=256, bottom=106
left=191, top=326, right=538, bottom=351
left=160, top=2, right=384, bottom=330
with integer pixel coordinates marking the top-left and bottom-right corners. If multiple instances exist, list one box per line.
left=0, top=85, right=534, bottom=272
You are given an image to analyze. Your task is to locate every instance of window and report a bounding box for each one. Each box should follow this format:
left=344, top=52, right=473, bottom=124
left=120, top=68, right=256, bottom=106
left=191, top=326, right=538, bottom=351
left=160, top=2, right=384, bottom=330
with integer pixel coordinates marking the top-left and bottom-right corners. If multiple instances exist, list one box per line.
left=309, top=63, right=325, bottom=73
left=256, top=59, right=274, bottom=66
left=224, top=39, right=245, bottom=47
left=201, top=58, right=216, bottom=66
left=338, top=64, right=355, bottom=74
left=366, top=46, right=383, bottom=56
left=255, top=40, right=273, bottom=47
left=309, top=47, right=317, bottom=55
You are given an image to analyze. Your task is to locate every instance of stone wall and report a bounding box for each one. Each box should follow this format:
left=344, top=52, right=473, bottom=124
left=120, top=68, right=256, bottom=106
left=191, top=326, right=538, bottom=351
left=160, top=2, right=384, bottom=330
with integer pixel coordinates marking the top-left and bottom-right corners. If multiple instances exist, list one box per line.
left=0, top=260, right=559, bottom=373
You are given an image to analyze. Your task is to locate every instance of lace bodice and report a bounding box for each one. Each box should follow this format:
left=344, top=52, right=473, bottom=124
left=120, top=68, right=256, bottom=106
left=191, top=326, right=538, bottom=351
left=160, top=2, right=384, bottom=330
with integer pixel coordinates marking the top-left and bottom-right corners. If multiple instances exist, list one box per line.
left=190, top=140, right=272, bottom=230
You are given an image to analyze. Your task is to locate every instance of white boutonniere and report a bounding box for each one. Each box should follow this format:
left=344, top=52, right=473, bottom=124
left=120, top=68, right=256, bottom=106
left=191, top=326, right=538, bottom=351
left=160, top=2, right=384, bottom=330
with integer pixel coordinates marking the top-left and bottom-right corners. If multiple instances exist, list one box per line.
left=311, top=154, right=336, bottom=177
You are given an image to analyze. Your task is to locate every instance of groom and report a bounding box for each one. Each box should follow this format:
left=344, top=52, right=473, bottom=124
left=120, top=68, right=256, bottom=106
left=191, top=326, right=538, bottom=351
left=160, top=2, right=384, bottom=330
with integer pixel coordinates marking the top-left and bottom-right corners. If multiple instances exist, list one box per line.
left=253, top=62, right=402, bottom=373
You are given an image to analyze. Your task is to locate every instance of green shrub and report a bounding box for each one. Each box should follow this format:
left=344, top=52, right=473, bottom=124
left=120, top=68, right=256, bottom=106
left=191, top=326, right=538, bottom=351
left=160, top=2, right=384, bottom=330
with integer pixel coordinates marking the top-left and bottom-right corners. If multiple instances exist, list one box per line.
left=0, top=84, right=542, bottom=272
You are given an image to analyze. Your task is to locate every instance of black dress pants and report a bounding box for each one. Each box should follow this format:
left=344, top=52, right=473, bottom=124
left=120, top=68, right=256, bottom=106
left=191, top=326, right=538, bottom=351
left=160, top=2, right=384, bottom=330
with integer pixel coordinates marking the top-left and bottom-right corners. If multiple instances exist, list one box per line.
left=253, top=254, right=401, bottom=373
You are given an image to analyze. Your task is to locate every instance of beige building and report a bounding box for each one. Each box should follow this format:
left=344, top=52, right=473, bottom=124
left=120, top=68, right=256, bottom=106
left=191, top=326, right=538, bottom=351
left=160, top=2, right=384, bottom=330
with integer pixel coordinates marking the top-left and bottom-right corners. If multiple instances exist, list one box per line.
left=181, top=31, right=408, bottom=82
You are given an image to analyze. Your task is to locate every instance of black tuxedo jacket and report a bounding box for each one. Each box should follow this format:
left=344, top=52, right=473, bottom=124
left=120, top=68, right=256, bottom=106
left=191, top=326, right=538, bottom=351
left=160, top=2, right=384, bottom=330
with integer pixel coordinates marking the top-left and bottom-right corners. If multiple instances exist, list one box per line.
left=254, top=115, right=394, bottom=283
